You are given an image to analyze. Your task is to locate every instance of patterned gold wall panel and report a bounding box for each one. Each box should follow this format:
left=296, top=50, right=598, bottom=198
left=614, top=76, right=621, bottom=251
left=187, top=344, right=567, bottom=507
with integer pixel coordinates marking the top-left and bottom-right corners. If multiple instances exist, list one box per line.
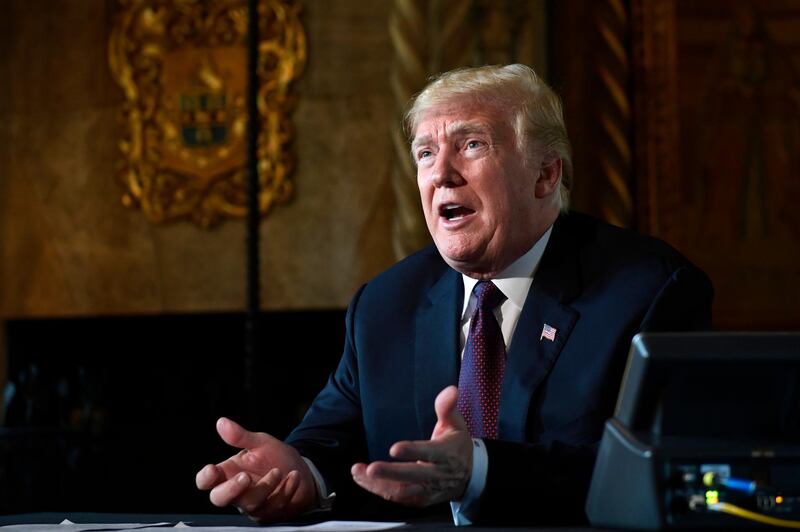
left=108, top=0, right=305, bottom=227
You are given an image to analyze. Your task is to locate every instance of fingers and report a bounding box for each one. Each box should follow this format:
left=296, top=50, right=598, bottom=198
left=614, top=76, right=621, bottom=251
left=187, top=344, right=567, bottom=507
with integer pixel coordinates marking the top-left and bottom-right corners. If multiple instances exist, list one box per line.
left=389, top=433, right=468, bottom=464
left=389, top=439, right=441, bottom=463
left=434, top=386, right=467, bottom=432
left=216, top=417, right=270, bottom=450
left=206, top=467, right=304, bottom=515
left=232, top=469, right=303, bottom=522
left=196, top=463, right=224, bottom=490
left=353, top=454, right=469, bottom=507
left=435, top=385, right=459, bottom=418
left=209, top=471, right=254, bottom=507
left=364, top=460, right=441, bottom=483
left=256, top=470, right=302, bottom=520
left=351, top=463, right=427, bottom=506
left=231, top=468, right=283, bottom=515
left=216, top=446, right=261, bottom=481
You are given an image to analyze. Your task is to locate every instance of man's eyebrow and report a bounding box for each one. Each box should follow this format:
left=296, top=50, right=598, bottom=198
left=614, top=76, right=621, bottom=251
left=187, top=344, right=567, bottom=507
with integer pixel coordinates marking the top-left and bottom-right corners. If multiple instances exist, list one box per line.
left=411, top=134, right=432, bottom=153
left=410, top=122, right=496, bottom=152
left=447, top=121, right=495, bottom=139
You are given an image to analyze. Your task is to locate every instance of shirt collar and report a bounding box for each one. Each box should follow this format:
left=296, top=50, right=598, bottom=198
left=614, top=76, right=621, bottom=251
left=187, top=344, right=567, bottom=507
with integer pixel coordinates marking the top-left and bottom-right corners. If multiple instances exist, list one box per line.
left=461, top=226, right=553, bottom=316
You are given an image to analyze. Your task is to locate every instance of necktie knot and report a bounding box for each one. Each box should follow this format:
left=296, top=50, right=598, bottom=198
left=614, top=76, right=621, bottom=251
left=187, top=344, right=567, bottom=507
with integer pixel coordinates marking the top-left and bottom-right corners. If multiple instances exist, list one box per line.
left=474, top=280, right=506, bottom=311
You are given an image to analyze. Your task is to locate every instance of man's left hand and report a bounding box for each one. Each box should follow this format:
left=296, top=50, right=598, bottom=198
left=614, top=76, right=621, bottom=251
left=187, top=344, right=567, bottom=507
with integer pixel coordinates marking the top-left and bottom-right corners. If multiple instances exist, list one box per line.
left=351, top=385, right=473, bottom=507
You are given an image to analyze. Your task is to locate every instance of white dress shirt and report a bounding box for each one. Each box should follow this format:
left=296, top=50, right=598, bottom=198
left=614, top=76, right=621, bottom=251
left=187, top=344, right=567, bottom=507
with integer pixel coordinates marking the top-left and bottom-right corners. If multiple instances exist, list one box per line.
left=451, top=226, right=552, bottom=525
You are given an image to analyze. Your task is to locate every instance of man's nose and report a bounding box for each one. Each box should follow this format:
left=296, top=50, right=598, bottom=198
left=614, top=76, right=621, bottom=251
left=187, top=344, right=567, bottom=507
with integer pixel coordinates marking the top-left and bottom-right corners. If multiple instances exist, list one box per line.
left=429, top=152, right=464, bottom=188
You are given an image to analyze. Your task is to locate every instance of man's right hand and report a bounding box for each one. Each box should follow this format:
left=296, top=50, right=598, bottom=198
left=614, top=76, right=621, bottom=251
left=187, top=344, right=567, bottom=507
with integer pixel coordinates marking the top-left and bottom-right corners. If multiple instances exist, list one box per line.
left=195, top=417, right=318, bottom=522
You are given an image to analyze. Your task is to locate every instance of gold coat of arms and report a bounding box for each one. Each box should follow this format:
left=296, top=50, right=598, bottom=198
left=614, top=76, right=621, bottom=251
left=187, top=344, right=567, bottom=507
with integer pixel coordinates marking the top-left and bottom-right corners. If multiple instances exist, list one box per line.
left=109, top=0, right=305, bottom=227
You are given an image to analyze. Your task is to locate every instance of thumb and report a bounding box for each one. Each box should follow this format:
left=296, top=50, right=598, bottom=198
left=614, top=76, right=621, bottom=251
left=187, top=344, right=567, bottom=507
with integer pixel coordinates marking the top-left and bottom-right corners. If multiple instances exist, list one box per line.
left=434, top=385, right=467, bottom=433
left=216, top=417, right=271, bottom=450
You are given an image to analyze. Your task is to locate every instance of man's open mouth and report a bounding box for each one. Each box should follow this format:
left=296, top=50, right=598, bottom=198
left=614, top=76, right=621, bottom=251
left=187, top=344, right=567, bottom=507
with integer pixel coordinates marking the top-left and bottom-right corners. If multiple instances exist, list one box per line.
left=439, top=203, right=475, bottom=221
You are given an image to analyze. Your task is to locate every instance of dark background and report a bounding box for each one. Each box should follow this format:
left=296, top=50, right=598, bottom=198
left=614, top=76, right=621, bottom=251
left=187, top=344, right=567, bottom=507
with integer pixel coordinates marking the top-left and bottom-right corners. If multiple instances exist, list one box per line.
left=1, top=311, right=344, bottom=514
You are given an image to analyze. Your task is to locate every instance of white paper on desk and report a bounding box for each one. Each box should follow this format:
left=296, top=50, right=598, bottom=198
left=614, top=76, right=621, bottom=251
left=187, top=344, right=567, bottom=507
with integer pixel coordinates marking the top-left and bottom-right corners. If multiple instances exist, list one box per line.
left=171, top=521, right=406, bottom=531
left=1, top=520, right=405, bottom=532
left=285, top=522, right=405, bottom=531
left=0, top=521, right=176, bottom=531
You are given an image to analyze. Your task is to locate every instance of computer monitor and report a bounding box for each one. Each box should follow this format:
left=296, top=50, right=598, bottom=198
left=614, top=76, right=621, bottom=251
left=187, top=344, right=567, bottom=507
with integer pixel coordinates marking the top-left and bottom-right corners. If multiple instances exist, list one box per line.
left=586, top=332, right=800, bottom=530
left=616, top=332, right=800, bottom=443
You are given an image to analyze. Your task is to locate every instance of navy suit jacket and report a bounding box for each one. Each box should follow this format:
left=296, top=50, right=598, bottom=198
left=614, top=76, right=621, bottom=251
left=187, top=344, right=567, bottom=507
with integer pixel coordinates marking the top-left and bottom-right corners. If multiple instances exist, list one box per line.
left=286, top=212, right=713, bottom=524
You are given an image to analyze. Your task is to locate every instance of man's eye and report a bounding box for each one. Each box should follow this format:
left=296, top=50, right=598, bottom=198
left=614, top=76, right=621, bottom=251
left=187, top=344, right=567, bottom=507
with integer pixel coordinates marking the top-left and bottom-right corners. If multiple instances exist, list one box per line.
left=418, top=150, right=432, bottom=160
left=466, top=140, right=483, bottom=149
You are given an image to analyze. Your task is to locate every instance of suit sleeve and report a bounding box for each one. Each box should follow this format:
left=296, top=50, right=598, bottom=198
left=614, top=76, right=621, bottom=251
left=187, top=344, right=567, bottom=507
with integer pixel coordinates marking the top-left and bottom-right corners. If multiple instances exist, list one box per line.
left=475, top=264, right=713, bottom=525
left=639, top=263, right=714, bottom=332
left=284, top=285, right=372, bottom=514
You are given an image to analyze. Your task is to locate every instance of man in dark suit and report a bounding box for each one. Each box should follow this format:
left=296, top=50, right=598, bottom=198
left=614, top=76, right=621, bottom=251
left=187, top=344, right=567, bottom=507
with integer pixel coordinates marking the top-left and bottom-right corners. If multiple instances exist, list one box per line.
left=196, top=64, right=712, bottom=524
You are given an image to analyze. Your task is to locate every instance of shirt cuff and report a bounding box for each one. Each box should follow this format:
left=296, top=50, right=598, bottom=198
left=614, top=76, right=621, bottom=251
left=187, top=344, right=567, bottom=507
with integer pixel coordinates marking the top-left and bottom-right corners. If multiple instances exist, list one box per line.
left=301, top=457, right=336, bottom=511
left=450, top=438, right=488, bottom=526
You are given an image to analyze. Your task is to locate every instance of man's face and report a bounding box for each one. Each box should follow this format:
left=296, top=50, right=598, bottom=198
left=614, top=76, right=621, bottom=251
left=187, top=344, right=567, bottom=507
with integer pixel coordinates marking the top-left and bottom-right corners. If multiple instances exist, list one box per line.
left=413, top=98, right=559, bottom=278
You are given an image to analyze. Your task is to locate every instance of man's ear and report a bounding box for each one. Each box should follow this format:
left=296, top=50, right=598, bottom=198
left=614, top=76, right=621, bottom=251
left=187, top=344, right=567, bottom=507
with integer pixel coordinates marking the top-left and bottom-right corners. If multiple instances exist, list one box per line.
left=534, top=156, right=562, bottom=198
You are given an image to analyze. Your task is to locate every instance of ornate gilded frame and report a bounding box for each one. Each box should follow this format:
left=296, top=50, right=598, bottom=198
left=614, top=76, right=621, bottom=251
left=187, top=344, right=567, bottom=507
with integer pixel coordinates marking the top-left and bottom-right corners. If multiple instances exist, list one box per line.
left=109, top=0, right=305, bottom=227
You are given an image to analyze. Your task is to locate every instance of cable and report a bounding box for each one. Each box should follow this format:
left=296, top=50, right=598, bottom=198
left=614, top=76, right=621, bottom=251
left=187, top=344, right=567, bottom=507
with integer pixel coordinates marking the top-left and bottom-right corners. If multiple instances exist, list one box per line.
left=723, top=477, right=758, bottom=494
left=708, top=502, right=800, bottom=529
left=703, top=472, right=758, bottom=494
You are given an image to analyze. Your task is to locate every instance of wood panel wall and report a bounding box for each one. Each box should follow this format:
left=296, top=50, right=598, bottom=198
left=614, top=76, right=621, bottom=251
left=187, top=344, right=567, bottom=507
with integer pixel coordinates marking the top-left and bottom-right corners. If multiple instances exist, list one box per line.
left=633, top=0, right=800, bottom=329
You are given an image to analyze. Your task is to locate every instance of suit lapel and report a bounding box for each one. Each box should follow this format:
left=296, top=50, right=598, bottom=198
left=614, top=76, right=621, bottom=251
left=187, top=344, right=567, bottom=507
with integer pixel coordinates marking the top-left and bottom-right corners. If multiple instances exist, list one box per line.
left=414, top=267, right=462, bottom=438
left=498, top=215, right=582, bottom=441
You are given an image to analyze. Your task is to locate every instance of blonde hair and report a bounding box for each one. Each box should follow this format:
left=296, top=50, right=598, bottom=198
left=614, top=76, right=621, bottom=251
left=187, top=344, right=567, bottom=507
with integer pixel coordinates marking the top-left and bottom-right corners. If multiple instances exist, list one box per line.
left=405, top=64, right=572, bottom=210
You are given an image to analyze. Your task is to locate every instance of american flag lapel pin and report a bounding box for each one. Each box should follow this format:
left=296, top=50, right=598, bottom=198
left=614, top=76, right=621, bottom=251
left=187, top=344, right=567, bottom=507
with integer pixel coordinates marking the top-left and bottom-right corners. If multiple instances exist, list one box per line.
left=540, top=323, right=557, bottom=342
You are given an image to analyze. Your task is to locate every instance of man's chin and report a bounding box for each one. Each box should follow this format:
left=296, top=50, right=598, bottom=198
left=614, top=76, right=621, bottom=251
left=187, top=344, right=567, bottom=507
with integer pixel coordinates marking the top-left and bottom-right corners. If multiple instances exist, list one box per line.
left=436, top=247, right=495, bottom=278
left=434, top=241, right=475, bottom=264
